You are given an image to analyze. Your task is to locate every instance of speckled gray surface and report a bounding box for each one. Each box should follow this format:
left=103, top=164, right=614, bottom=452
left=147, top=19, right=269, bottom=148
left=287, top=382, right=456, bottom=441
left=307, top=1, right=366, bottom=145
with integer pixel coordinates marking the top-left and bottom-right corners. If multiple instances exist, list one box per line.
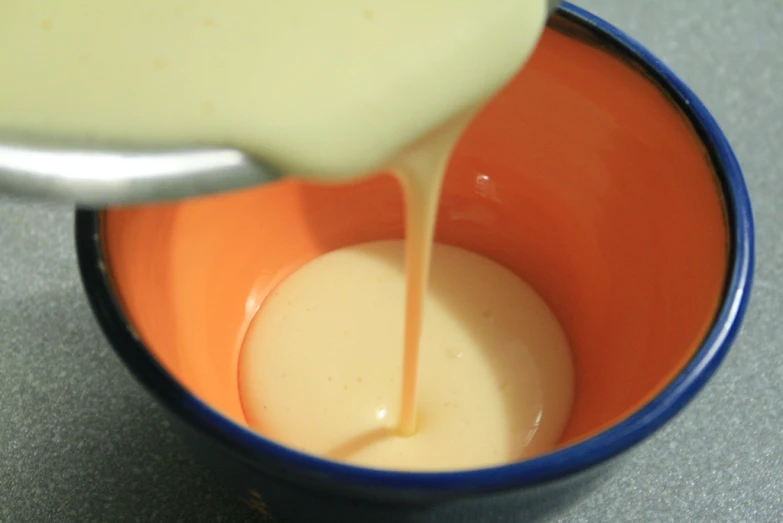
left=1, top=1, right=781, bottom=522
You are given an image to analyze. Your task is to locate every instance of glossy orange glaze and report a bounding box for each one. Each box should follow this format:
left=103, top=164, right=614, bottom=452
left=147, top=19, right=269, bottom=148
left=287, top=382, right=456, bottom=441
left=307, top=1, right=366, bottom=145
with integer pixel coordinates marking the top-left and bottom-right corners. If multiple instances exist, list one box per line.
left=103, top=26, right=728, bottom=448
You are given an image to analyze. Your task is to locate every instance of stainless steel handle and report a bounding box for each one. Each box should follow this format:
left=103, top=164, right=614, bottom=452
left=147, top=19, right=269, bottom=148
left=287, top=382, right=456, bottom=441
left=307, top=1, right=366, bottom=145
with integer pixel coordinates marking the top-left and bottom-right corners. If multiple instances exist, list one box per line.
left=0, top=136, right=281, bottom=206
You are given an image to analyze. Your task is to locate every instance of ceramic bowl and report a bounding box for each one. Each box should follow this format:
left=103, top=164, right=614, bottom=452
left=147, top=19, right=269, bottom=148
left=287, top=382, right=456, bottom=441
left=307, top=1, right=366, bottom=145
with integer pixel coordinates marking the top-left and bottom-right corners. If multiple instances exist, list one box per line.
left=75, top=4, right=753, bottom=522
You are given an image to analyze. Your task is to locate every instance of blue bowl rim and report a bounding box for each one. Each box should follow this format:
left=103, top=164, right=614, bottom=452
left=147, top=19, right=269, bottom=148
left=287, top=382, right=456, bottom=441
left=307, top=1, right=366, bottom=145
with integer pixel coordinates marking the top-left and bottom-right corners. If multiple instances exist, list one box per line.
left=74, top=2, right=754, bottom=502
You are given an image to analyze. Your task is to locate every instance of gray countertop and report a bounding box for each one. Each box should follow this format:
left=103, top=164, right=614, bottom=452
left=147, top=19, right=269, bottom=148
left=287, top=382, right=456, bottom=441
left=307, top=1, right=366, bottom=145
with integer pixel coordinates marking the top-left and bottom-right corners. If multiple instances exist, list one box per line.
left=1, top=1, right=781, bottom=522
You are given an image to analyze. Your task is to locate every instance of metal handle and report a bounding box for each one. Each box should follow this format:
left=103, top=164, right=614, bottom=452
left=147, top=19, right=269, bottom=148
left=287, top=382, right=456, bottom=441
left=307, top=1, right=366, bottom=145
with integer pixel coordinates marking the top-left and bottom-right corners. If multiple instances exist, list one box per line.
left=0, top=137, right=282, bottom=206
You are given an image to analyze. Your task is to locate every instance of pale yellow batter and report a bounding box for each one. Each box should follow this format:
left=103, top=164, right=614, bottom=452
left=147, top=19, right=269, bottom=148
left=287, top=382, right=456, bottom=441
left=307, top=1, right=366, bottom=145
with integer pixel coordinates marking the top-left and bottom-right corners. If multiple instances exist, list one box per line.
left=240, top=241, right=574, bottom=471
left=0, top=0, right=546, bottom=180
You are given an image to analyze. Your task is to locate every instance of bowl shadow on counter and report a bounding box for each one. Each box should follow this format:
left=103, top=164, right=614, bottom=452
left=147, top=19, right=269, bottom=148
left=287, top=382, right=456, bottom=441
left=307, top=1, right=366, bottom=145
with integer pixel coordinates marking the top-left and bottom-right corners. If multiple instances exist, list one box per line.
left=0, top=287, right=265, bottom=523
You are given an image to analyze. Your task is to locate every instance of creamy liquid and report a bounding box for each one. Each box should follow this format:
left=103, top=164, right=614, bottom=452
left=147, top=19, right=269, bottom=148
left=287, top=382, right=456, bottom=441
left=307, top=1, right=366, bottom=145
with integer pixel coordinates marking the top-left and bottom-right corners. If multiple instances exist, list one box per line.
left=387, top=110, right=478, bottom=435
left=0, top=0, right=571, bottom=469
left=240, top=241, right=574, bottom=471
left=0, top=0, right=547, bottom=180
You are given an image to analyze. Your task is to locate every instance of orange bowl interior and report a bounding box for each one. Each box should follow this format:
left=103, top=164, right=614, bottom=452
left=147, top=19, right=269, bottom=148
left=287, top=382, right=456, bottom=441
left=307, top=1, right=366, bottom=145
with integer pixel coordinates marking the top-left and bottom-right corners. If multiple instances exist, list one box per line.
left=101, top=24, right=729, bottom=449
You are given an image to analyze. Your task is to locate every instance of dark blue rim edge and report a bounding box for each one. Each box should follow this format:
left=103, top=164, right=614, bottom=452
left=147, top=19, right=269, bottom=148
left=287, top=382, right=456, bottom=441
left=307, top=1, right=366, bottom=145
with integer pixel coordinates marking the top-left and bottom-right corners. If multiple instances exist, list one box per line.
left=74, top=2, right=754, bottom=500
